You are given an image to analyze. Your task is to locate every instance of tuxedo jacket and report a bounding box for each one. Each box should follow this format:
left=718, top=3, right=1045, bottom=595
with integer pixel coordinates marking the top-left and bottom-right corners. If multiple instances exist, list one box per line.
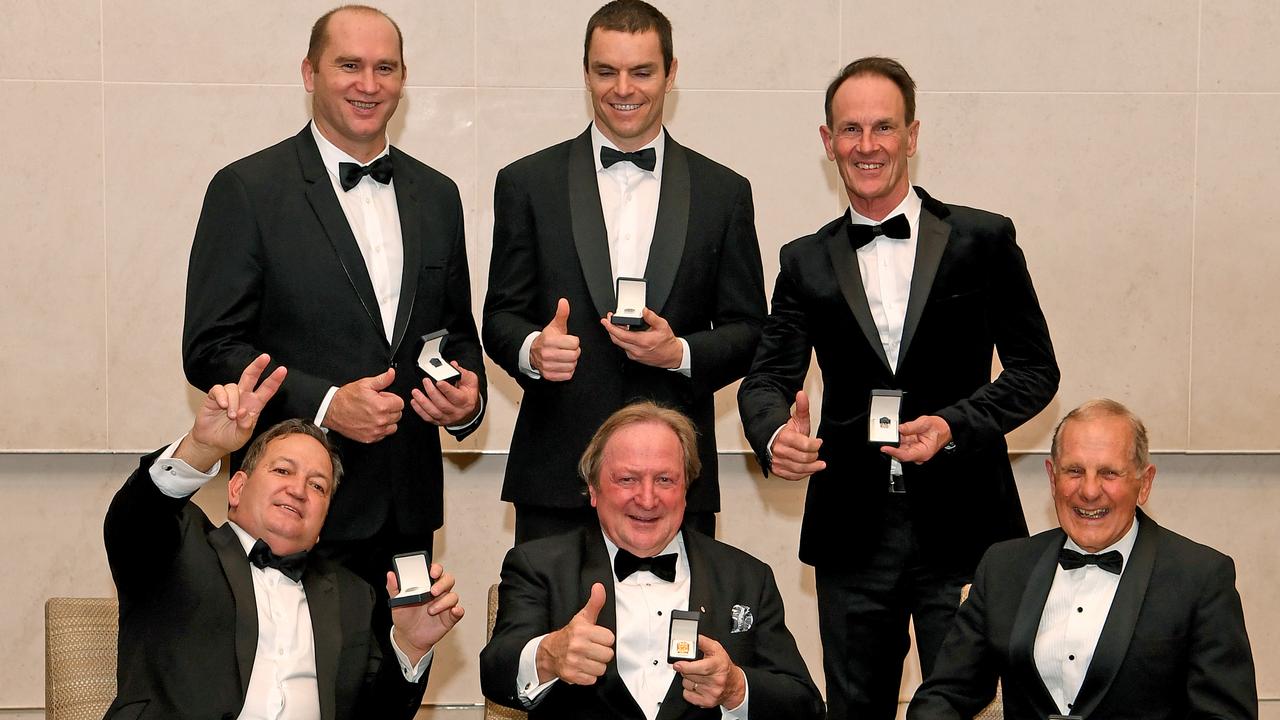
left=907, top=511, right=1258, bottom=719
left=183, top=126, right=486, bottom=541
left=102, top=450, right=428, bottom=720
left=479, top=528, right=823, bottom=720
left=738, top=188, right=1058, bottom=571
left=482, top=128, right=766, bottom=513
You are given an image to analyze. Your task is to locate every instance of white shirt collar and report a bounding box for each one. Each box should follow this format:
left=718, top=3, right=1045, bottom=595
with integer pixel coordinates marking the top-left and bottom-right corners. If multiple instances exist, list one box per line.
left=227, top=520, right=259, bottom=556
left=848, top=185, right=922, bottom=228
left=1064, top=514, right=1140, bottom=569
left=310, top=120, right=390, bottom=179
left=591, top=122, right=665, bottom=179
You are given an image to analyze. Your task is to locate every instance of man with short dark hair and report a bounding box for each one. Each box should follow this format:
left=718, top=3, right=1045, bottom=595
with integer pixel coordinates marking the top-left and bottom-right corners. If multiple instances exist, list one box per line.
left=908, top=399, right=1257, bottom=719
left=738, top=56, right=1059, bottom=717
left=104, top=355, right=464, bottom=720
left=483, top=0, right=766, bottom=543
left=480, top=402, right=823, bottom=720
left=182, top=4, right=485, bottom=597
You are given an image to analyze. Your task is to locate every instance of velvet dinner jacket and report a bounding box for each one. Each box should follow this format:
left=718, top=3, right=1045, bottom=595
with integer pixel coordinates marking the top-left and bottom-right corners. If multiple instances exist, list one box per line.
left=182, top=126, right=486, bottom=541
left=479, top=528, right=824, bottom=720
left=482, top=127, right=766, bottom=513
left=738, top=188, right=1059, bottom=571
left=908, top=510, right=1258, bottom=720
left=102, top=449, right=427, bottom=720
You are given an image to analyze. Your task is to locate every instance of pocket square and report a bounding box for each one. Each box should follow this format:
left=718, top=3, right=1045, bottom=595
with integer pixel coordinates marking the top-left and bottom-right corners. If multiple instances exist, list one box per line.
left=730, top=604, right=754, bottom=633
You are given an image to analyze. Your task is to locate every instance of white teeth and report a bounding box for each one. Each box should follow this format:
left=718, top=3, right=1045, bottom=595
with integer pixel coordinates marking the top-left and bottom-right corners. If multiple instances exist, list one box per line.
left=351, top=101, right=376, bottom=109
left=612, top=103, right=641, bottom=111
left=855, top=162, right=882, bottom=170
left=1075, top=507, right=1107, bottom=519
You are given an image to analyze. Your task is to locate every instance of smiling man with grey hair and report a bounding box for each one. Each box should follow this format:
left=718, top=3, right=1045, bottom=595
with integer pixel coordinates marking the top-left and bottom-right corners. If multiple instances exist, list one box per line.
left=908, top=399, right=1257, bottom=719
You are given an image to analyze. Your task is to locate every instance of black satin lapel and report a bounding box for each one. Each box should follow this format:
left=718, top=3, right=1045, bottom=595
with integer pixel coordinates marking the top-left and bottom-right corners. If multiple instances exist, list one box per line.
left=1008, top=532, right=1064, bottom=711
left=299, top=137, right=385, bottom=344
left=645, top=135, right=690, bottom=314
left=1071, top=514, right=1158, bottom=718
left=568, top=130, right=616, bottom=318
left=824, top=221, right=892, bottom=373
left=209, top=525, right=259, bottom=697
left=304, top=567, right=341, bottom=720
left=581, top=531, right=644, bottom=717
left=898, top=207, right=949, bottom=363
left=389, top=149, right=421, bottom=356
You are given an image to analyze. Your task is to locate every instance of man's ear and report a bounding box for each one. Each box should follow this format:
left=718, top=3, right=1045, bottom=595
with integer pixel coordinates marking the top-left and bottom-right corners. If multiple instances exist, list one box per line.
left=301, top=57, right=316, bottom=93
left=227, top=470, right=248, bottom=510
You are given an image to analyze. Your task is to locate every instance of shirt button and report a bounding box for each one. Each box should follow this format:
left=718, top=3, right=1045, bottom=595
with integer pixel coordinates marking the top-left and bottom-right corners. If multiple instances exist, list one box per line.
left=657, top=611, right=663, bottom=616
left=1077, top=607, right=1084, bottom=613
left=652, top=660, right=659, bottom=666
left=1069, top=654, right=1075, bottom=661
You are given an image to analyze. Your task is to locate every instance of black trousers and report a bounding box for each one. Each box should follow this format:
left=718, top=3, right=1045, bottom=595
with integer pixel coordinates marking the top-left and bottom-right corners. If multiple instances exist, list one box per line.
left=514, top=504, right=716, bottom=545
left=815, top=494, right=969, bottom=720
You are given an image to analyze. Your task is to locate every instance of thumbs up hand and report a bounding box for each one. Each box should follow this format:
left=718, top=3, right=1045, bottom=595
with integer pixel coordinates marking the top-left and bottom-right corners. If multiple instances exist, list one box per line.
left=530, top=298, right=581, bottom=381
left=535, top=582, right=615, bottom=685
left=768, top=390, right=826, bottom=481
left=323, top=367, right=405, bottom=443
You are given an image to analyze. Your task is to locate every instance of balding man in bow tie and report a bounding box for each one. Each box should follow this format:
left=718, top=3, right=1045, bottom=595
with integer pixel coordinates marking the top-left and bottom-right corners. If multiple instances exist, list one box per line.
left=908, top=399, right=1257, bottom=720
left=480, top=402, right=822, bottom=720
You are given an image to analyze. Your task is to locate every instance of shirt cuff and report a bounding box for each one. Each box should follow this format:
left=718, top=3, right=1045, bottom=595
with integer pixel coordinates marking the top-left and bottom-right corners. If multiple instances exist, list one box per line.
left=765, top=424, right=786, bottom=462
left=315, top=386, right=340, bottom=428
left=516, top=634, right=558, bottom=705
left=721, top=667, right=749, bottom=719
left=445, top=392, right=485, bottom=432
left=149, top=436, right=221, bottom=498
left=666, top=337, right=691, bottom=377
left=518, top=332, right=542, bottom=379
left=389, top=627, right=434, bottom=683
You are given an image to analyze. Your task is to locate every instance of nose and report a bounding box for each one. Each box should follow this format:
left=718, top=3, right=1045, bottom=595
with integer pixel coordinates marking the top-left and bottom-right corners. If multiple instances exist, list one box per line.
left=285, top=476, right=307, bottom=502
left=855, top=128, right=876, bottom=154
left=615, top=71, right=632, bottom=97
left=634, top=479, right=659, bottom=509
left=1078, top=472, right=1104, bottom=502
left=355, top=67, right=378, bottom=95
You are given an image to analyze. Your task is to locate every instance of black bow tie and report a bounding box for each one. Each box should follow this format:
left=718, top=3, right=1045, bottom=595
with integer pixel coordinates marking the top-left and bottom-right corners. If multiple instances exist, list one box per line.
left=1058, top=548, right=1123, bottom=575
left=249, top=539, right=308, bottom=582
left=614, top=549, right=677, bottom=582
left=846, top=213, right=911, bottom=249
left=600, top=146, right=657, bottom=172
left=338, top=155, right=394, bottom=191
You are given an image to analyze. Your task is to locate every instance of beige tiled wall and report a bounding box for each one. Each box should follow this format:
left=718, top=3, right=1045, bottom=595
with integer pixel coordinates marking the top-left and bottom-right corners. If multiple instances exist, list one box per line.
left=3, top=0, right=1279, bottom=713
left=3, top=0, right=1277, bottom=452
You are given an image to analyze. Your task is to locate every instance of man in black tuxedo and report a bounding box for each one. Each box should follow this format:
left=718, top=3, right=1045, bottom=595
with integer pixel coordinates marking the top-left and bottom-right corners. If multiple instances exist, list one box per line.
left=479, top=403, right=822, bottom=720
left=482, top=0, right=766, bottom=543
left=908, top=399, right=1257, bottom=719
left=182, top=5, right=485, bottom=594
left=103, top=354, right=465, bottom=720
left=737, top=57, right=1059, bottom=718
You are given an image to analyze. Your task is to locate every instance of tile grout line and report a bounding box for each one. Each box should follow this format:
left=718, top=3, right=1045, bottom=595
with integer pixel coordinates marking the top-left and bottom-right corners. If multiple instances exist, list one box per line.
left=99, top=0, right=110, bottom=450
left=1186, top=0, right=1203, bottom=450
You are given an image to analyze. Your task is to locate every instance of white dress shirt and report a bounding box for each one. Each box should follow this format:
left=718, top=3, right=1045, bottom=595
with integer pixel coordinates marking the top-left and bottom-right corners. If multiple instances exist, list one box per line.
left=518, top=123, right=690, bottom=378
left=149, top=438, right=432, bottom=720
left=1034, top=518, right=1140, bottom=715
left=515, top=531, right=747, bottom=719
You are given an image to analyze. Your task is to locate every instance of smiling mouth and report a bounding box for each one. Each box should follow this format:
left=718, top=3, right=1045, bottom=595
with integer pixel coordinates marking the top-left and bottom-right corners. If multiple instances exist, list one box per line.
left=1074, top=507, right=1109, bottom=519
left=854, top=162, right=883, bottom=170
left=627, top=513, right=659, bottom=524
left=349, top=100, right=377, bottom=110
left=276, top=503, right=301, bottom=517
left=611, top=102, right=642, bottom=111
